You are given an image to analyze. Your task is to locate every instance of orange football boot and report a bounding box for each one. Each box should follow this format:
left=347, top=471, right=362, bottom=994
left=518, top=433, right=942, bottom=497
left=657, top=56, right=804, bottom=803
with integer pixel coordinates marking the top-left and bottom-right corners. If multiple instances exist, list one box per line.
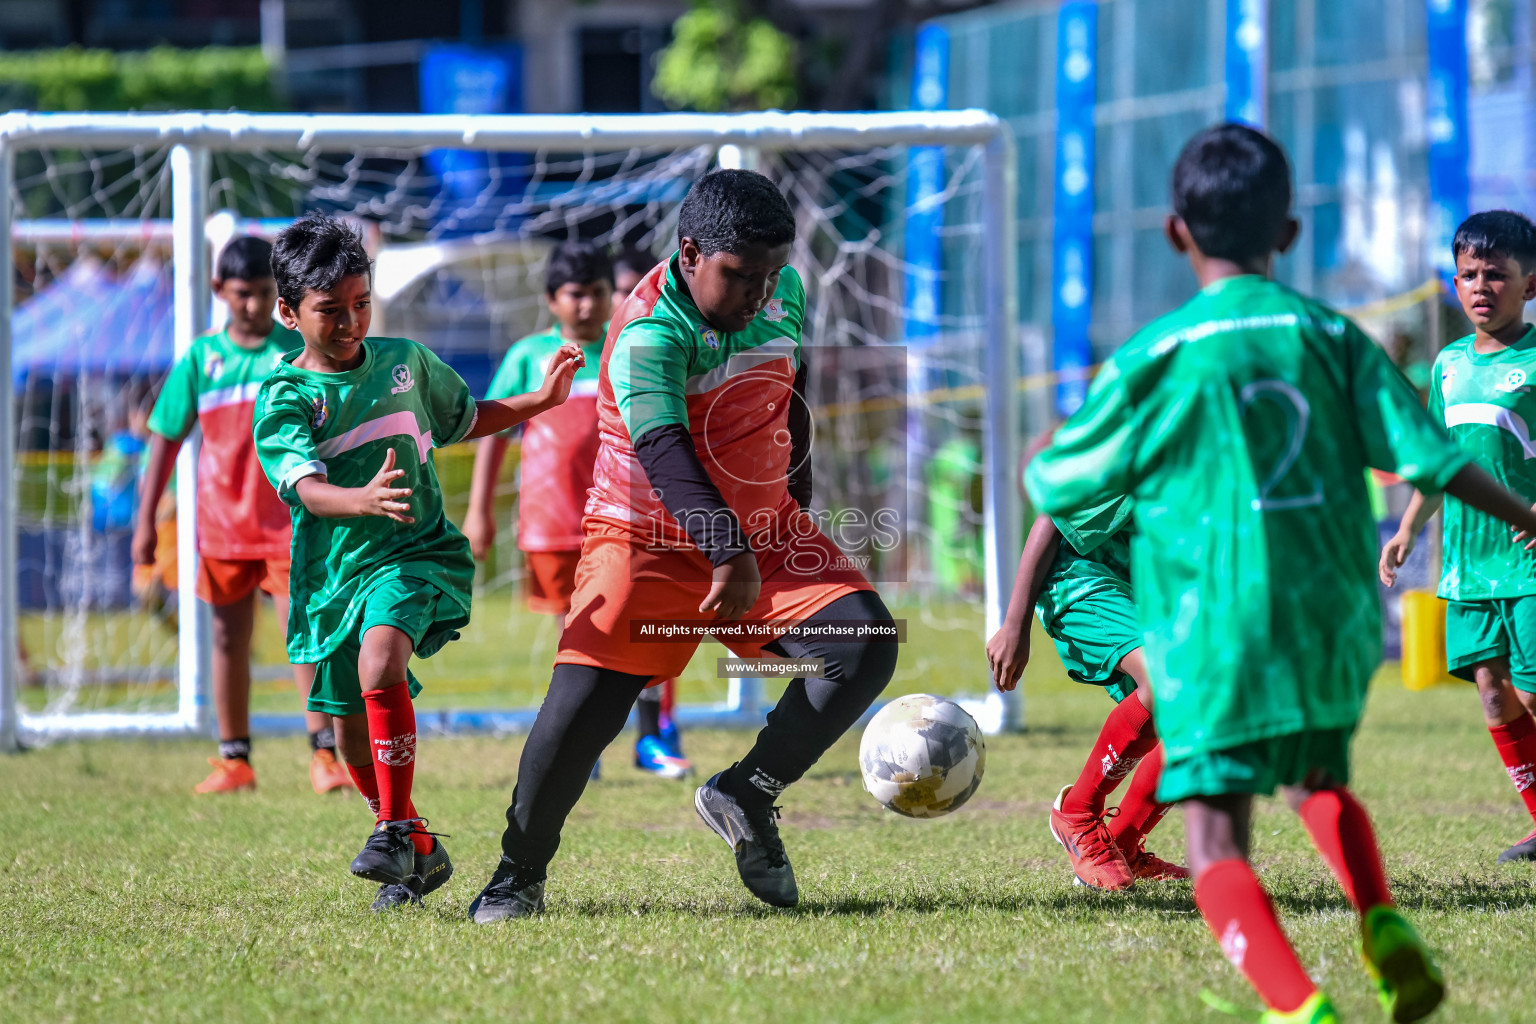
left=1121, top=837, right=1191, bottom=881
left=1047, top=784, right=1135, bottom=891
left=194, top=757, right=256, bottom=794
left=310, top=748, right=353, bottom=794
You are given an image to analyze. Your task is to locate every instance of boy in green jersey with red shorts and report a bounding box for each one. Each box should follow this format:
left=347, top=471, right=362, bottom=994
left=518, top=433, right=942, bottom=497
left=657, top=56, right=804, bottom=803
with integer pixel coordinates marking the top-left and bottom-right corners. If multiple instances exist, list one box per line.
left=989, top=496, right=1186, bottom=891
left=252, top=214, right=583, bottom=912
left=1028, top=124, right=1536, bottom=1023
left=1382, top=209, right=1536, bottom=866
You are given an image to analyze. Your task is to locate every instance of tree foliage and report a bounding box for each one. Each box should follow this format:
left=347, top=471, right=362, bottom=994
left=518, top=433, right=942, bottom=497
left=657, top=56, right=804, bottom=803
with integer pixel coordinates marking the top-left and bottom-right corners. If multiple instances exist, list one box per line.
left=653, top=1, right=797, bottom=112
left=0, top=47, right=278, bottom=112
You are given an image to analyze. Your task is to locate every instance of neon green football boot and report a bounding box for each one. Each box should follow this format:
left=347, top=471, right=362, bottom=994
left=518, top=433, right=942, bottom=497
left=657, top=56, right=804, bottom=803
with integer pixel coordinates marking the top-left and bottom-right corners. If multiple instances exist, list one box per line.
left=1201, top=989, right=1340, bottom=1023
left=1359, top=905, right=1446, bottom=1022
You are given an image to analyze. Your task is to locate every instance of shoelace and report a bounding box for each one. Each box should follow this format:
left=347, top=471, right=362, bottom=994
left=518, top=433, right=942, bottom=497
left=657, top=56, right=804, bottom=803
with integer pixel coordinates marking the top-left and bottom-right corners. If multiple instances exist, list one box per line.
left=1081, top=808, right=1123, bottom=866
left=742, top=804, right=788, bottom=868
left=484, top=858, right=543, bottom=900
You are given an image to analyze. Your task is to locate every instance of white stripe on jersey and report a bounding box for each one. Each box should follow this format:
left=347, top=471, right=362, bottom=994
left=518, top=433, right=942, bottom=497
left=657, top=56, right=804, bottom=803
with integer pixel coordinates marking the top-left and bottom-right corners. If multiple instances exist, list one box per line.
left=197, top=381, right=263, bottom=413
left=683, top=336, right=797, bottom=396
left=315, top=410, right=434, bottom=464
left=1444, top=402, right=1536, bottom=459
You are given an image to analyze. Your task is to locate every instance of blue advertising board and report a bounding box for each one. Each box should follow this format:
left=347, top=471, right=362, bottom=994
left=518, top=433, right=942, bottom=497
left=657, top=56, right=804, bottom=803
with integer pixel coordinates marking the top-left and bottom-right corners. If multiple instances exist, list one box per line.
left=1051, top=2, right=1096, bottom=416
left=1426, top=0, right=1469, bottom=284
left=903, top=23, right=948, bottom=345
left=419, top=43, right=526, bottom=233
left=1224, top=0, right=1267, bottom=127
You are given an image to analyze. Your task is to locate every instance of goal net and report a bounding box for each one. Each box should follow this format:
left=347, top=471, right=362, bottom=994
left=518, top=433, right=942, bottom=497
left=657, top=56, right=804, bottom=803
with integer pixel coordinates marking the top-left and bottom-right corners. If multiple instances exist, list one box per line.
left=0, top=111, right=1022, bottom=747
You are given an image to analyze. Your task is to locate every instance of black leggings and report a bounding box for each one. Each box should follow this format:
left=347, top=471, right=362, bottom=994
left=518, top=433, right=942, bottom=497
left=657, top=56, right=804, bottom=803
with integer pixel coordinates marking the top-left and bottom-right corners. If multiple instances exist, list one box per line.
left=499, top=589, right=897, bottom=873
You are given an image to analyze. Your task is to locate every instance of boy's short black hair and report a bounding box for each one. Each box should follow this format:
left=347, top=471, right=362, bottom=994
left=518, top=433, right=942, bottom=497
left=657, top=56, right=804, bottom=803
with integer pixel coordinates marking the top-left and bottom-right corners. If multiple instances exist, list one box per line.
left=1171, top=123, right=1293, bottom=263
left=271, top=213, right=372, bottom=308
left=215, top=236, right=273, bottom=282
left=545, top=240, right=614, bottom=295
left=676, top=169, right=795, bottom=256
left=612, top=245, right=656, bottom=279
left=1453, top=210, right=1536, bottom=272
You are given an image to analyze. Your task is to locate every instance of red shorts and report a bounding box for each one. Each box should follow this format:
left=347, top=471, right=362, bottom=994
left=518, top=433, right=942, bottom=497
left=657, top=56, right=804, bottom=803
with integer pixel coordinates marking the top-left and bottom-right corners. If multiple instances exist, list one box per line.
left=524, top=549, right=581, bottom=616
left=196, top=555, right=291, bottom=606
left=555, top=517, right=872, bottom=683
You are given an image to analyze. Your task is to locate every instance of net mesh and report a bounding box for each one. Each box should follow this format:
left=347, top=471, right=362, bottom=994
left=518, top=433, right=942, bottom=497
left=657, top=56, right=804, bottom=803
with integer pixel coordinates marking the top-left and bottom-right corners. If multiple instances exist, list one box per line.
left=9, top=133, right=1005, bottom=730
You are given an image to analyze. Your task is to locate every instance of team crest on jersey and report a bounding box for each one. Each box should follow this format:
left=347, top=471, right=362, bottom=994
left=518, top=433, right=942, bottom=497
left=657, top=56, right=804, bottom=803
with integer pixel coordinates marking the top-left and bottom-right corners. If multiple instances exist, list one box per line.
left=700, top=325, right=721, bottom=350
left=763, top=298, right=787, bottom=322
left=311, top=395, right=329, bottom=429
left=390, top=363, right=416, bottom=394
left=203, top=353, right=225, bottom=380
left=1497, top=368, right=1530, bottom=393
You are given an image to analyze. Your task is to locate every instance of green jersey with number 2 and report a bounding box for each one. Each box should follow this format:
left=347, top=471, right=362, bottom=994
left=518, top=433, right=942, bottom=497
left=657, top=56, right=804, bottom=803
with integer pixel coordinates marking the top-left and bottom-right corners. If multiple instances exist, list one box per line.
left=1026, top=275, right=1469, bottom=760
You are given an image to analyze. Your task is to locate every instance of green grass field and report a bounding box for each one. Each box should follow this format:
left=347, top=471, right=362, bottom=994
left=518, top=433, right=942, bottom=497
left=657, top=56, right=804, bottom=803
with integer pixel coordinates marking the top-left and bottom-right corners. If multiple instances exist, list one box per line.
left=6, top=645, right=1536, bottom=1024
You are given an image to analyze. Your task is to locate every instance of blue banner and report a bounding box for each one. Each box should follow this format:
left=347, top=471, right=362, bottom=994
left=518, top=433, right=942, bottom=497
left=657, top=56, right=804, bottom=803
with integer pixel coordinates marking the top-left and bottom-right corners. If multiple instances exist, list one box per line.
left=419, top=43, right=525, bottom=233
left=904, top=23, right=948, bottom=344
left=1224, top=0, right=1267, bottom=127
left=1426, top=0, right=1469, bottom=284
left=1052, top=2, right=1096, bottom=416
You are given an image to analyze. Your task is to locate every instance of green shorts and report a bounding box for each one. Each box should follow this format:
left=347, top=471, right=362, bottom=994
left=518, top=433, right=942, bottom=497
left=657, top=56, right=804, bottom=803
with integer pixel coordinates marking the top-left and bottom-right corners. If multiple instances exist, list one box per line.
left=1446, top=597, right=1536, bottom=693
left=306, top=576, right=470, bottom=717
left=1158, top=726, right=1356, bottom=803
left=1043, top=581, right=1141, bottom=705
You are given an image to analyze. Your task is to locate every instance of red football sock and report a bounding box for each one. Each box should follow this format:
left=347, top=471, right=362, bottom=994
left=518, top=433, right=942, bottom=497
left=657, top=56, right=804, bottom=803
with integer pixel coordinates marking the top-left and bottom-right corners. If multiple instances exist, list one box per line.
left=1061, top=695, right=1158, bottom=818
left=363, top=681, right=432, bottom=856
left=1297, top=787, right=1393, bottom=912
left=1194, top=859, right=1317, bottom=1014
left=1489, top=712, right=1536, bottom=824
left=345, top=759, right=418, bottom=825
left=1107, top=742, right=1172, bottom=848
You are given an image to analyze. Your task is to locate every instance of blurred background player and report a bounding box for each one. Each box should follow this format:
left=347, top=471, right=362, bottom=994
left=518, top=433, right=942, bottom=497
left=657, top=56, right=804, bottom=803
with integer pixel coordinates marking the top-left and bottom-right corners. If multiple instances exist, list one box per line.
left=1381, top=209, right=1536, bottom=866
left=132, top=236, right=348, bottom=797
left=253, top=213, right=584, bottom=911
left=612, top=245, right=658, bottom=310
left=988, top=498, right=1185, bottom=891
left=468, top=170, right=896, bottom=923
left=462, top=241, right=690, bottom=779
left=1021, top=124, right=1536, bottom=1024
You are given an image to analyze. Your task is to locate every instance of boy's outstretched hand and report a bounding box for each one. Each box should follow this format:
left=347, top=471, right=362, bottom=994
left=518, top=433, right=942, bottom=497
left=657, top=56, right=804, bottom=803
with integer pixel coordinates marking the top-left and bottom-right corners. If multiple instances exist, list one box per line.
left=363, top=448, right=415, bottom=522
left=537, top=342, right=586, bottom=409
left=986, top=622, right=1030, bottom=692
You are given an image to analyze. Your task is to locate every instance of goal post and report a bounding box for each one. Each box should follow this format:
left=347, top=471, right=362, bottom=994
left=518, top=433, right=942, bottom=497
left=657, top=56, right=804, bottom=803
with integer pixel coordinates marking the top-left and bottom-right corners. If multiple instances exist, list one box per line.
left=0, top=110, right=1023, bottom=750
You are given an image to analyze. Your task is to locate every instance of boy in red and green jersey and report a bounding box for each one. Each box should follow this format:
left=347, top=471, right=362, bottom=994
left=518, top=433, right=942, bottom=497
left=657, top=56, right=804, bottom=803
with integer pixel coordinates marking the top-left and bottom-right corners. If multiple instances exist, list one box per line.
left=133, top=236, right=349, bottom=797
left=463, top=242, right=689, bottom=779
left=1382, top=209, right=1536, bottom=866
left=469, top=170, right=897, bottom=922
left=1026, top=125, right=1536, bottom=1024
left=252, top=214, right=582, bottom=913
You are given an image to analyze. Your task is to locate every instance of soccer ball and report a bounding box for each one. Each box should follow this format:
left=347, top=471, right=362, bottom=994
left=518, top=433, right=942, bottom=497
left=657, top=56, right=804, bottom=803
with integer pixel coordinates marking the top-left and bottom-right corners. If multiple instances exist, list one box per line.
left=859, top=694, right=986, bottom=818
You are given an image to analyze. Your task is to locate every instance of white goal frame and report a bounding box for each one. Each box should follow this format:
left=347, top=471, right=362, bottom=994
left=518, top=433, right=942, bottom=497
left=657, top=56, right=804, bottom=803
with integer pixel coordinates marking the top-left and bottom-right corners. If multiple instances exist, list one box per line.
left=0, top=110, right=1020, bottom=750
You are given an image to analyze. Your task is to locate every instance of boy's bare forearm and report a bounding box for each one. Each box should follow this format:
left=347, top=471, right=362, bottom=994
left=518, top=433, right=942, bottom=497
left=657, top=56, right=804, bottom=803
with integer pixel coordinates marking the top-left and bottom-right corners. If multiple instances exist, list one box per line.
left=464, top=395, right=554, bottom=441
left=1004, top=515, right=1062, bottom=628
left=466, top=435, right=509, bottom=518
left=292, top=475, right=370, bottom=518
left=1442, top=464, right=1536, bottom=536
left=134, top=434, right=179, bottom=533
left=1396, top=490, right=1443, bottom=537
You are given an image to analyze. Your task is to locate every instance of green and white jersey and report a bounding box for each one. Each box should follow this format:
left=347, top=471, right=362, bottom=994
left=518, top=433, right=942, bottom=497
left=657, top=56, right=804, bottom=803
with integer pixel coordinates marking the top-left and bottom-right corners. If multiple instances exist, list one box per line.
left=252, top=337, right=478, bottom=664
left=1026, top=275, right=1470, bottom=760
left=1430, top=328, right=1536, bottom=600
left=1036, top=496, right=1134, bottom=633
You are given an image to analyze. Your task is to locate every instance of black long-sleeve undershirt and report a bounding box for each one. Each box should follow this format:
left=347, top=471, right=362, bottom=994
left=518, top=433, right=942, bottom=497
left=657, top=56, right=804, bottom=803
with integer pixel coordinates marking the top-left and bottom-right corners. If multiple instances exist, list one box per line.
left=630, top=353, right=814, bottom=567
